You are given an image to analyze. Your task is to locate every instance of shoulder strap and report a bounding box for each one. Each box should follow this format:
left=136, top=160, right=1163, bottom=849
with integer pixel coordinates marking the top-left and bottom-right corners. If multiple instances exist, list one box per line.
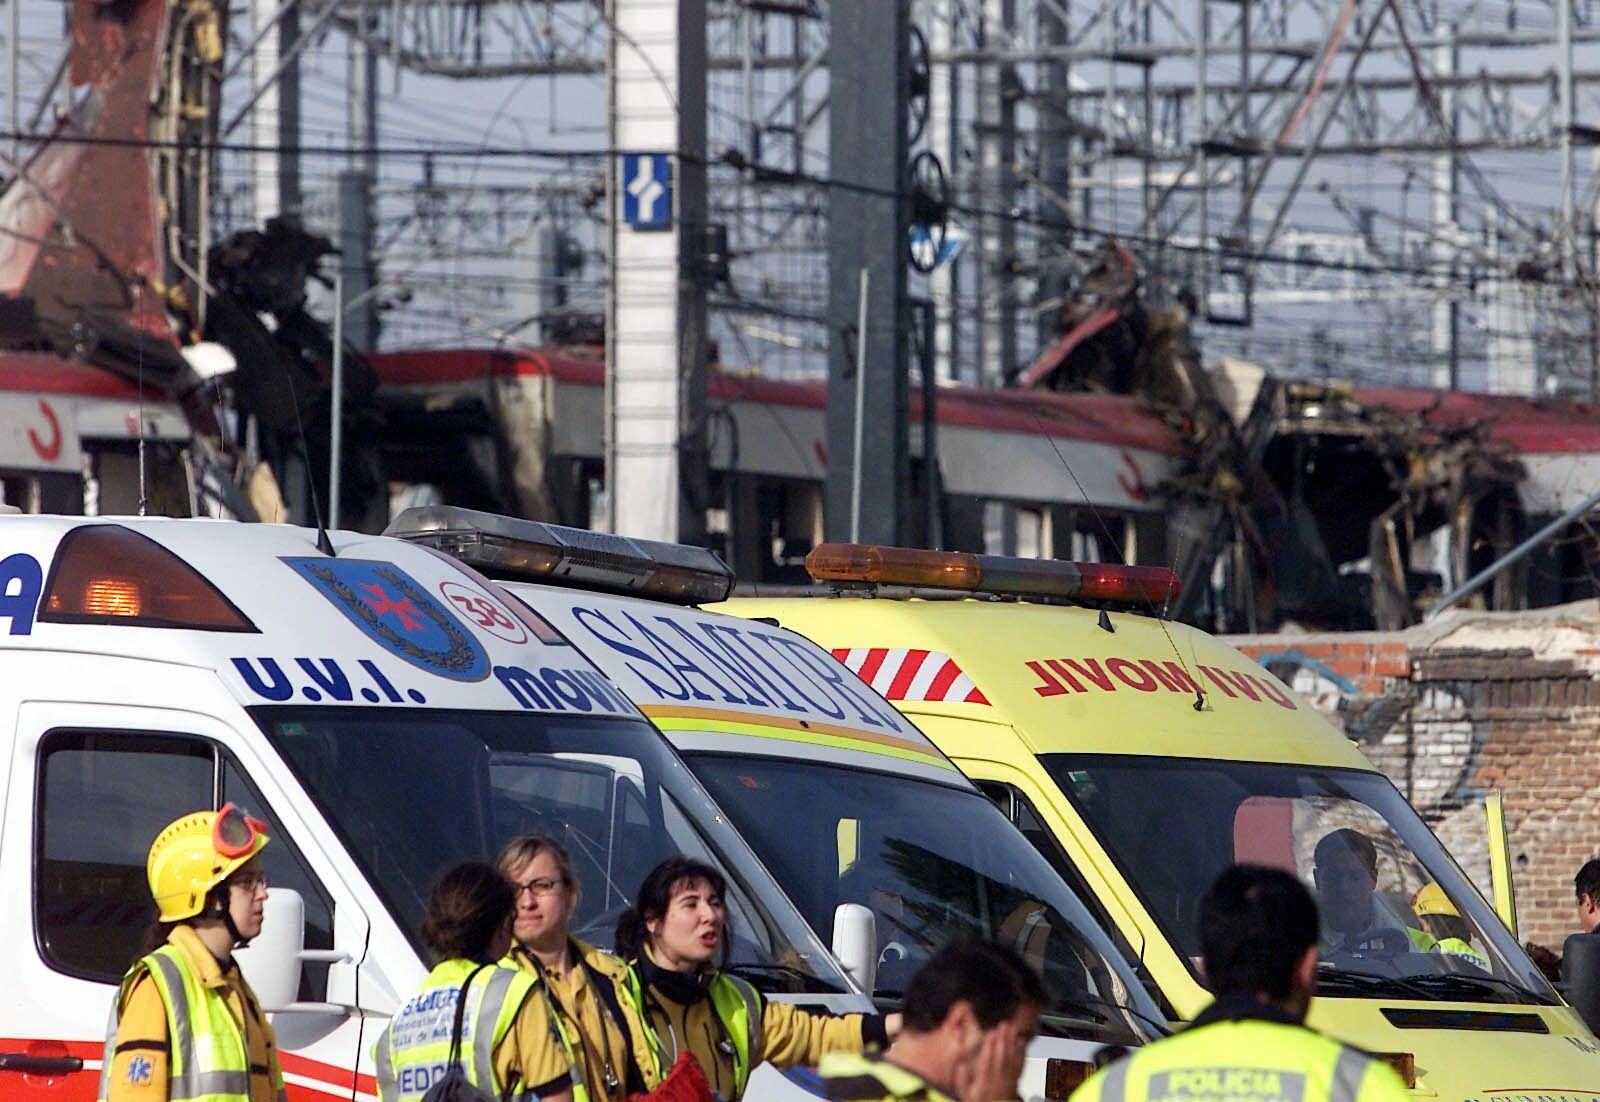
left=448, top=963, right=495, bottom=1068
left=576, top=949, right=646, bottom=1094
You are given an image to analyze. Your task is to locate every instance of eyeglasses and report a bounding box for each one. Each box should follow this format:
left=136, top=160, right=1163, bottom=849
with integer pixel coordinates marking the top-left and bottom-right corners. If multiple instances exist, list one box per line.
left=229, top=871, right=269, bottom=894
left=213, top=802, right=269, bottom=859
left=513, top=877, right=567, bottom=898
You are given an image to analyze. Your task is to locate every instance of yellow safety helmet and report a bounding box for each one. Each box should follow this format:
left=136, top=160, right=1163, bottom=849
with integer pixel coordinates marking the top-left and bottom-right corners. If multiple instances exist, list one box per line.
left=147, top=803, right=270, bottom=922
left=1411, top=882, right=1460, bottom=919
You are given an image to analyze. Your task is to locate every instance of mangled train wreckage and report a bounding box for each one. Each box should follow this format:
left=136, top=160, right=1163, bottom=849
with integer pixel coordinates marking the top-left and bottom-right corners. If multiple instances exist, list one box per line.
left=0, top=0, right=1590, bottom=634
left=1021, top=241, right=1599, bottom=632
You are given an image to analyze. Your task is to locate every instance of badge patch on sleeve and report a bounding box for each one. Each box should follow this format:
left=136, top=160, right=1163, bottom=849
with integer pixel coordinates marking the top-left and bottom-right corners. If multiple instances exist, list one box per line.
left=126, top=1055, right=154, bottom=1085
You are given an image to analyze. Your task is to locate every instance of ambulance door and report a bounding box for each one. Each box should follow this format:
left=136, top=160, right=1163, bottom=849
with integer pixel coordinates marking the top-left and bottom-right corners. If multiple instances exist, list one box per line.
left=4, top=704, right=371, bottom=1102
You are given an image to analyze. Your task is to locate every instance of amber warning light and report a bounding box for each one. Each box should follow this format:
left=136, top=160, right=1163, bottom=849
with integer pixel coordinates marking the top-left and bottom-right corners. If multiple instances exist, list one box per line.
left=805, top=543, right=1181, bottom=606
left=81, top=578, right=143, bottom=618
left=41, top=525, right=256, bottom=631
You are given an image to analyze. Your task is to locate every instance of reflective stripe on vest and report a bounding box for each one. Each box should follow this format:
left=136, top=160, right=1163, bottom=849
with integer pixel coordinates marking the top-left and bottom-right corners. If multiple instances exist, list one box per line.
left=708, top=974, right=763, bottom=1098
left=501, top=950, right=590, bottom=1102
left=618, top=966, right=763, bottom=1096
left=1435, top=937, right=1492, bottom=971
left=616, top=968, right=664, bottom=1084
left=374, top=960, right=537, bottom=1101
left=96, top=946, right=254, bottom=1102
left=1093, top=1022, right=1384, bottom=1102
left=815, top=1050, right=954, bottom=1101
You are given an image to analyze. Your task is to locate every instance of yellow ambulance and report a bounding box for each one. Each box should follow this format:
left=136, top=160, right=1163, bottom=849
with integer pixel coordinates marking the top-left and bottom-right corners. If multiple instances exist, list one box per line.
left=721, top=543, right=1600, bottom=1102
left=388, top=507, right=1170, bottom=1100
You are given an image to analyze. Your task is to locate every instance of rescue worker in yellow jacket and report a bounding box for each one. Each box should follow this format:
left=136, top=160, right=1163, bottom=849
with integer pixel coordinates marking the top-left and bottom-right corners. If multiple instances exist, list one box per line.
left=1410, top=884, right=1491, bottom=971
left=373, top=862, right=575, bottom=1102
left=614, top=855, right=898, bottom=1100
left=1070, top=865, right=1411, bottom=1102
left=786, top=939, right=1046, bottom=1102
left=100, top=803, right=286, bottom=1102
left=497, top=834, right=661, bottom=1102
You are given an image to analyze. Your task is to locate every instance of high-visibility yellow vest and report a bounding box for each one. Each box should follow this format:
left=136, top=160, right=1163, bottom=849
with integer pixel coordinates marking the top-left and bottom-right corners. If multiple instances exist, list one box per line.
left=500, top=949, right=589, bottom=1102
left=373, top=959, right=537, bottom=1101
left=97, top=944, right=284, bottom=1102
left=1070, top=1017, right=1411, bottom=1102
left=1406, top=926, right=1436, bottom=952
left=1435, top=936, right=1492, bottom=971
left=618, top=966, right=762, bottom=1097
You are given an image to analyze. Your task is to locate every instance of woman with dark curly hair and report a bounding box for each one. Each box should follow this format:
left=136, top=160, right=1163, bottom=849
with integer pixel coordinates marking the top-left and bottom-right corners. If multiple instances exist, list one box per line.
left=614, top=855, right=898, bottom=1101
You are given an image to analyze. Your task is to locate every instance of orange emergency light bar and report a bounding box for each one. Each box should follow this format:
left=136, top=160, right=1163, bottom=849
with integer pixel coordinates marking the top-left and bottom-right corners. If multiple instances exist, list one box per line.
left=385, top=506, right=736, bottom=605
left=805, top=543, right=1182, bottom=606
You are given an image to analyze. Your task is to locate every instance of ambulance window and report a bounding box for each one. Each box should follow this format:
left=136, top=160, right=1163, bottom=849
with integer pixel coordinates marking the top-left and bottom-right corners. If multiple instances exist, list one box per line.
left=223, top=760, right=335, bottom=1002
left=980, top=779, right=1173, bottom=1017
left=976, top=782, right=1015, bottom=821
left=658, top=796, right=774, bottom=961
left=35, top=731, right=214, bottom=982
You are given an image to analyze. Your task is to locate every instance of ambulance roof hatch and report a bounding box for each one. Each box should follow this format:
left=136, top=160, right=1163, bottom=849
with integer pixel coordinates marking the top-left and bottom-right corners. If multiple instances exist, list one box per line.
left=385, top=506, right=736, bottom=606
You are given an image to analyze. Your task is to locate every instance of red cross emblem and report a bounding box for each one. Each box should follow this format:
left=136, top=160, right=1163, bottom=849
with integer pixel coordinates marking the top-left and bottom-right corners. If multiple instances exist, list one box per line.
left=360, top=583, right=424, bottom=631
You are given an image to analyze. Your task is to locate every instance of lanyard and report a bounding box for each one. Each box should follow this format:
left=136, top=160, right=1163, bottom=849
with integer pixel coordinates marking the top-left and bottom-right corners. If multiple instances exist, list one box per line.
left=525, top=944, right=627, bottom=1095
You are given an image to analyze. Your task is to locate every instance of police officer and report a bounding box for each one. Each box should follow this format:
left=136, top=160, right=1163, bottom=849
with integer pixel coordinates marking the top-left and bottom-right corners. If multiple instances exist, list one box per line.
left=786, top=940, right=1045, bottom=1102
left=100, top=804, right=285, bottom=1102
left=1069, top=865, right=1410, bottom=1102
left=374, top=862, right=574, bottom=1102
left=614, top=855, right=895, bottom=1101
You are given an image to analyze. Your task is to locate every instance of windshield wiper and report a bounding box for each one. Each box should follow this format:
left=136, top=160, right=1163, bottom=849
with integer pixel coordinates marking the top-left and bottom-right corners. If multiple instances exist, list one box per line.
left=1315, top=967, right=1434, bottom=999
left=726, top=961, right=846, bottom=995
left=1388, top=971, right=1552, bottom=1005
left=1318, top=966, right=1547, bottom=1005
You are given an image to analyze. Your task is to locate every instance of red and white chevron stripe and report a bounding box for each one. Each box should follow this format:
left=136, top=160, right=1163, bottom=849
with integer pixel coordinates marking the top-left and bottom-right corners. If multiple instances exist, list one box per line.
left=831, top=647, right=991, bottom=705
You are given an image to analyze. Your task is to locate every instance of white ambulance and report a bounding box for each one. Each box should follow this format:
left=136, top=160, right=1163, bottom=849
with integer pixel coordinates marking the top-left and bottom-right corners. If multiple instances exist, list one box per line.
left=0, top=514, right=861, bottom=1102
left=386, top=507, right=1171, bottom=1102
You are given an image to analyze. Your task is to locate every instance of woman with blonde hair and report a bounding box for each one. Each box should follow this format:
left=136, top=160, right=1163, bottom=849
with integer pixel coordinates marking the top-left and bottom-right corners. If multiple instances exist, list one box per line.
left=497, top=835, right=708, bottom=1102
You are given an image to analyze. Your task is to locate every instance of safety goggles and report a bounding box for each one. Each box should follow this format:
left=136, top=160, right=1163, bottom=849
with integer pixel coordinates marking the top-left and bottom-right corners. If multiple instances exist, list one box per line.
left=213, top=802, right=270, bottom=859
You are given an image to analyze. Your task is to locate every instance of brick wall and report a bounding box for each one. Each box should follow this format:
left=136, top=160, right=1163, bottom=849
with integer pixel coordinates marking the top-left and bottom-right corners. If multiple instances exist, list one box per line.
left=1231, top=604, right=1600, bottom=951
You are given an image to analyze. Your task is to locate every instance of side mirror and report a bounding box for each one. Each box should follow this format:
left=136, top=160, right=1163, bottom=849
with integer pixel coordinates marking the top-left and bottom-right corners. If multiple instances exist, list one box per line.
left=832, top=903, right=878, bottom=996
left=236, top=888, right=307, bottom=1011
left=1562, top=934, right=1600, bottom=1035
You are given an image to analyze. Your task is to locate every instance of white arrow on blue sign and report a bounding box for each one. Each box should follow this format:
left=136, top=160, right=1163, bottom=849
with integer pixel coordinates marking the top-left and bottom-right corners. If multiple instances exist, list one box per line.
left=621, top=153, right=673, bottom=230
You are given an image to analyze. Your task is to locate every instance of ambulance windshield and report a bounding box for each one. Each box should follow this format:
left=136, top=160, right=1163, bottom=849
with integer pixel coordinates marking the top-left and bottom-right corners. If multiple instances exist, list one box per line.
left=253, top=707, right=849, bottom=994
left=1046, top=755, right=1557, bottom=1004
left=687, top=753, right=1163, bottom=1044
